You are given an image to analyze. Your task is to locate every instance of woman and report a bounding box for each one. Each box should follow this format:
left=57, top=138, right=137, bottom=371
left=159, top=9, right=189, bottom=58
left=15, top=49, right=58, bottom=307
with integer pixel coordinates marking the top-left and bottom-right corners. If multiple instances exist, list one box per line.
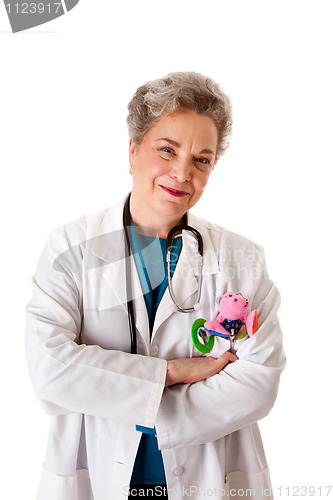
left=26, top=72, right=285, bottom=500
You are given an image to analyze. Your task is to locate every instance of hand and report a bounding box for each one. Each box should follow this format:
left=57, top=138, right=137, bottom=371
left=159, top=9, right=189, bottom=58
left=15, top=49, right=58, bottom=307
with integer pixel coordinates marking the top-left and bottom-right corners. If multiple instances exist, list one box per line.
left=165, top=351, right=238, bottom=387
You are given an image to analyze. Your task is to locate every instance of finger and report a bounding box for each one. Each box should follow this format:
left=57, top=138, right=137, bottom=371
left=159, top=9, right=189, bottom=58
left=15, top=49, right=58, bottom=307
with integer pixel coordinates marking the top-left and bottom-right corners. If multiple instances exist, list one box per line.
left=218, top=351, right=238, bottom=363
left=216, top=352, right=238, bottom=371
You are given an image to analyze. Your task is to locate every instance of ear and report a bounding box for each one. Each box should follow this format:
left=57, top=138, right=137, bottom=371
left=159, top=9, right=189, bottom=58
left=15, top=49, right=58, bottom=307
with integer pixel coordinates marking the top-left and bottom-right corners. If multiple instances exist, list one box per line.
left=129, top=138, right=137, bottom=166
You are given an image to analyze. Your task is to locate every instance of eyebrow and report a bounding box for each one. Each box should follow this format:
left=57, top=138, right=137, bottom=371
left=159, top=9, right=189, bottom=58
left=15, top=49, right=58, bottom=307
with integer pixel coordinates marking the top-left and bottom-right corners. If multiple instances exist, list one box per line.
left=155, top=137, right=215, bottom=156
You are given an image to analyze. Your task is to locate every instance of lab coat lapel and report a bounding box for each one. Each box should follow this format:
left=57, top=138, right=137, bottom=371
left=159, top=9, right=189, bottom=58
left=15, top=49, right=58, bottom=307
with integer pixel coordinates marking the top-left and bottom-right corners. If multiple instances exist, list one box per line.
left=101, top=257, right=149, bottom=343
left=152, top=242, right=198, bottom=336
left=89, top=199, right=150, bottom=346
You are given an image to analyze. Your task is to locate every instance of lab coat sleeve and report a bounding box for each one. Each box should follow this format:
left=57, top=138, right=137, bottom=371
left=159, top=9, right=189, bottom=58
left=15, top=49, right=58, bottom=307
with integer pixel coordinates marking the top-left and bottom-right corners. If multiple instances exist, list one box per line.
left=25, top=228, right=166, bottom=428
left=155, top=247, right=286, bottom=449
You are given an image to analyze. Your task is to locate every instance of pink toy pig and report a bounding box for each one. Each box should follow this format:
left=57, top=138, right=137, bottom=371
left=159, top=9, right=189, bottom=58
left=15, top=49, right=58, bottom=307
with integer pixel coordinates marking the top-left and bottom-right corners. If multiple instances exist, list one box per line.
left=204, top=292, right=258, bottom=340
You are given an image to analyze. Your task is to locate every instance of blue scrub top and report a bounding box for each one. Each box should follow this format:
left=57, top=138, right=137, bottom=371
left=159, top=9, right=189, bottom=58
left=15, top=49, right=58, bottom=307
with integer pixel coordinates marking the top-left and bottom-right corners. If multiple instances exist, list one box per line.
left=129, top=222, right=182, bottom=485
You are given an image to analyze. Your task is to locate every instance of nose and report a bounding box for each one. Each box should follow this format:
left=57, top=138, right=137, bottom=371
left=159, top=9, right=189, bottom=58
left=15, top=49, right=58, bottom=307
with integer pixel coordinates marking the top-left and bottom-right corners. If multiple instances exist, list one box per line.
left=170, top=158, right=192, bottom=183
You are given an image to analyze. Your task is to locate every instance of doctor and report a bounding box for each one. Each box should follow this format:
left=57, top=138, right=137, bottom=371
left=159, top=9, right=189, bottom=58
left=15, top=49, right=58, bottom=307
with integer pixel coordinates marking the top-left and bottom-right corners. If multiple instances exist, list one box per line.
left=26, top=72, right=285, bottom=500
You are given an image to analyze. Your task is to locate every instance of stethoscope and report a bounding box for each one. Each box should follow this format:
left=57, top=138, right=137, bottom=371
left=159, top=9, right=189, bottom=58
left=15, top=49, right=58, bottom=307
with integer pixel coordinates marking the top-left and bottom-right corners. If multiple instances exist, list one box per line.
left=123, top=193, right=203, bottom=354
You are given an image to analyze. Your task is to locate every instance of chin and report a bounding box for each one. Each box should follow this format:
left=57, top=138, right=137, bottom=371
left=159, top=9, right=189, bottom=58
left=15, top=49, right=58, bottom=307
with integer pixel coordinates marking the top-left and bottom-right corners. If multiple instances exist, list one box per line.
left=157, top=200, right=187, bottom=217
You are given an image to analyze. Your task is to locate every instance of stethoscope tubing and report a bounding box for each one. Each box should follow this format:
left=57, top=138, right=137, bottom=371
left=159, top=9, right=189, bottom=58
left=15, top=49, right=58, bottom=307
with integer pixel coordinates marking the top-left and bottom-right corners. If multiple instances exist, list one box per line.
left=123, top=192, right=203, bottom=353
left=123, top=194, right=137, bottom=354
left=166, top=227, right=203, bottom=313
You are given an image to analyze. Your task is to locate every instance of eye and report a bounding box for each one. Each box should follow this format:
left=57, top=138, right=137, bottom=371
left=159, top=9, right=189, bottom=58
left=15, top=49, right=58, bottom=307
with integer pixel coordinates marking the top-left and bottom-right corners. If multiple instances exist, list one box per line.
left=194, top=157, right=212, bottom=171
left=159, top=147, right=176, bottom=157
left=195, top=157, right=211, bottom=165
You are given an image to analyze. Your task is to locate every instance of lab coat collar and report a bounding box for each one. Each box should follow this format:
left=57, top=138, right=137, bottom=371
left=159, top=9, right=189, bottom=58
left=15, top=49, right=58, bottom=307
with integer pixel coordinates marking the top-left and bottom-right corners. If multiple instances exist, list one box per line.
left=90, top=197, right=219, bottom=274
left=90, top=196, right=127, bottom=263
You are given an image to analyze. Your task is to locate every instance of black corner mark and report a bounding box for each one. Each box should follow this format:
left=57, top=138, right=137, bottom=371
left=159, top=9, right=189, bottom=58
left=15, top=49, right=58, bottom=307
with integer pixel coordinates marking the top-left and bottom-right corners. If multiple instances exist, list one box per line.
left=4, top=0, right=80, bottom=33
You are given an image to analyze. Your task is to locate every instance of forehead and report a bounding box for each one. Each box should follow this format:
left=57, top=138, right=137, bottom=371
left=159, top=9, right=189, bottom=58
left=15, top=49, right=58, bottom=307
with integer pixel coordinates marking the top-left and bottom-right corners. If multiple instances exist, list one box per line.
left=146, top=109, right=218, bottom=149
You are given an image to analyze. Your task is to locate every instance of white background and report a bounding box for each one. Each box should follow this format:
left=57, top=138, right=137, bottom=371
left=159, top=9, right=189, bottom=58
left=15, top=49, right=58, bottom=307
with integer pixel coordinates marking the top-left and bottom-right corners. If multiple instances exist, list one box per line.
left=1, top=1, right=332, bottom=498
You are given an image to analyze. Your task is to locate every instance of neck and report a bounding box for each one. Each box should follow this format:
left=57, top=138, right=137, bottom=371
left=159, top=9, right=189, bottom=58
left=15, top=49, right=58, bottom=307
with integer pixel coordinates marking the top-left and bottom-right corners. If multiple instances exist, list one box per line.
left=129, top=194, right=185, bottom=239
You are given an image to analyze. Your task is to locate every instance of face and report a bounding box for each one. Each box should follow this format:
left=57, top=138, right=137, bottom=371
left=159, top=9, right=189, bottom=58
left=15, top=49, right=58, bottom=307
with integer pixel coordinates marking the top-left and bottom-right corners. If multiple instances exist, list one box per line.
left=219, top=292, right=249, bottom=320
left=129, top=109, right=218, bottom=233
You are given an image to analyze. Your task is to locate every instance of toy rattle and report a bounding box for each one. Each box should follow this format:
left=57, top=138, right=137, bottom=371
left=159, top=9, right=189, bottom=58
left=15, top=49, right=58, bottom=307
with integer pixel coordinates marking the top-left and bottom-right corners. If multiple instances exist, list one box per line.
left=191, top=292, right=258, bottom=354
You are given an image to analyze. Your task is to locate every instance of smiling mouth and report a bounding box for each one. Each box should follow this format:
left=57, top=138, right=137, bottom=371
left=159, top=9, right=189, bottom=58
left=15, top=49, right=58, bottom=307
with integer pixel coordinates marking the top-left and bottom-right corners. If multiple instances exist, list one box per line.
left=159, top=185, right=189, bottom=197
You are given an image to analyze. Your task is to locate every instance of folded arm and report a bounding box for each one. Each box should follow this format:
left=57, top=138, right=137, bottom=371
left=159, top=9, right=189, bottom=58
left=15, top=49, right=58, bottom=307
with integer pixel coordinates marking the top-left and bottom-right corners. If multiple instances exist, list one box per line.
left=156, top=253, right=286, bottom=450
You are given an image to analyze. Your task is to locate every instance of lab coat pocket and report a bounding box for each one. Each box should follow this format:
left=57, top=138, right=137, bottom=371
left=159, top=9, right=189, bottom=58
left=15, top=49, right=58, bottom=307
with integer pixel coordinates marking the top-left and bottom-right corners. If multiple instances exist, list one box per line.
left=224, top=467, right=273, bottom=499
left=209, top=336, right=248, bottom=358
left=37, top=466, right=93, bottom=500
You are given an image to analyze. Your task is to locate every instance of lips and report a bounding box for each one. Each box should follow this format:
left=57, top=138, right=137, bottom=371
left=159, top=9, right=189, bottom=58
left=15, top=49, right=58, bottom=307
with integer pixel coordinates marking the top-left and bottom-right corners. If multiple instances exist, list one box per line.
left=159, top=185, right=189, bottom=197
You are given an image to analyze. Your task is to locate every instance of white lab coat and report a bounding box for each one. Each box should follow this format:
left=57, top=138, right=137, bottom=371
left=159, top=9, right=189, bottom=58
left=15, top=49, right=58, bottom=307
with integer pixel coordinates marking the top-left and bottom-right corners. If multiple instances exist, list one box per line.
left=25, top=196, right=285, bottom=500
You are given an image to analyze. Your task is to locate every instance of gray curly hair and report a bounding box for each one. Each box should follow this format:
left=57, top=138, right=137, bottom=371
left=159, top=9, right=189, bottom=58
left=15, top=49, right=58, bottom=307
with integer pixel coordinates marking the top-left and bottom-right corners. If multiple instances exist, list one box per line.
left=127, top=71, right=232, bottom=161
